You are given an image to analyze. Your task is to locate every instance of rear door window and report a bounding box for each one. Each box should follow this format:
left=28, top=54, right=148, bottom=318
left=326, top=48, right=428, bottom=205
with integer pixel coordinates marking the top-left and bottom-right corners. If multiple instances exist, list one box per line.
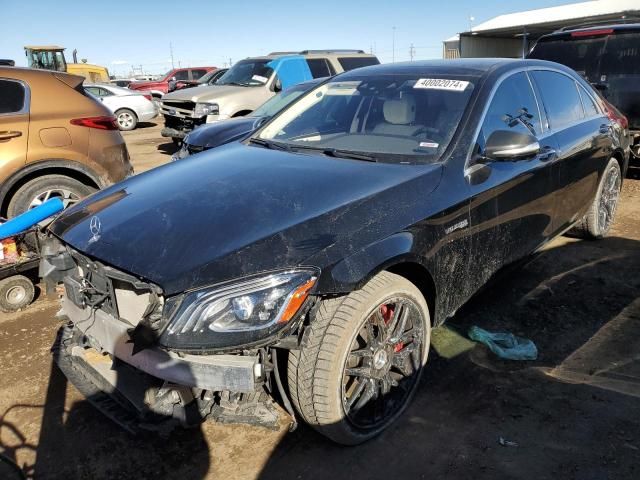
left=531, top=71, right=584, bottom=130
left=480, top=72, right=542, bottom=142
left=191, top=69, right=207, bottom=80
left=306, top=58, right=335, bottom=78
left=578, top=84, right=600, bottom=117
left=0, top=79, right=26, bottom=114
left=337, top=57, right=380, bottom=71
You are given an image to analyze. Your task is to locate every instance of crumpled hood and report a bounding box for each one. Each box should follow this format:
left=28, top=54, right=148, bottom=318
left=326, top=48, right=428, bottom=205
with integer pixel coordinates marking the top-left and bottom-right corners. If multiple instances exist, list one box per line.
left=162, top=84, right=253, bottom=103
left=50, top=143, right=442, bottom=295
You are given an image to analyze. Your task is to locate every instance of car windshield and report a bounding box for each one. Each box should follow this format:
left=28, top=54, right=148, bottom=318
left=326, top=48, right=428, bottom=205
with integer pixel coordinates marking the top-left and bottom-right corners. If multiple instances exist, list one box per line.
left=250, top=83, right=317, bottom=118
left=216, top=59, right=273, bottom=86
left=197, top=70, right=217, bottom=84
left=256, top=74, right=475, bottom=164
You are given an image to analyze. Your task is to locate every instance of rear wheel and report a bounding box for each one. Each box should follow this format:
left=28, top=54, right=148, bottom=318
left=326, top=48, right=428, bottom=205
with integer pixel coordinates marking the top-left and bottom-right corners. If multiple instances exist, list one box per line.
left=0, top=275, right=35, bottom=312
left=7, top=175, right=96, bottom=218
left=115, top=108, right=138, bottom=131
left=570, top=158, right=621, bottom=239
left=288, top=271, right=430, bottom=445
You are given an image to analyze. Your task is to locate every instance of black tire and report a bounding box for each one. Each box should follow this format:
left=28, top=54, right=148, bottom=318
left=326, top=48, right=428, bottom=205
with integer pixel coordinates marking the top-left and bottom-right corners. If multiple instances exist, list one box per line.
left=0, top=275, right=35, bottom=313
left=115, top=108, right=138, bottom=131
left=570, top=158, right=622, bottom=239
left=7, top=175, right=96, bottom=218
left=288, top=271, right=431, bottom=445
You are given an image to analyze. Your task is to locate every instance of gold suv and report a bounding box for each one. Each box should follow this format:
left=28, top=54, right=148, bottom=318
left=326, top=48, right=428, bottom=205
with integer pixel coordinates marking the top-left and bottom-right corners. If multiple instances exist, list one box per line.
left=0, top=67, right=132, bottom=217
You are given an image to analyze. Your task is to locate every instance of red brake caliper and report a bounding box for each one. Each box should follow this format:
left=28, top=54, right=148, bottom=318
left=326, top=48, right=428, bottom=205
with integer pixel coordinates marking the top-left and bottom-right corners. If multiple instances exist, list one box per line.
left=380, top=304, right=404, bottom=353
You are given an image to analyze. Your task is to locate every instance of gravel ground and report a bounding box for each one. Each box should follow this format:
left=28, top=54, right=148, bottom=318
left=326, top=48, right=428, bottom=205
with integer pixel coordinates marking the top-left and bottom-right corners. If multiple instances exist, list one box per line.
left=1, top=122, right=639, bottom=479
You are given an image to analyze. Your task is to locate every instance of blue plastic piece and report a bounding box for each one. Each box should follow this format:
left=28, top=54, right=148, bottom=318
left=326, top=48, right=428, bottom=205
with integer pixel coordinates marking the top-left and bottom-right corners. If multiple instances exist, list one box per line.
left=468, top=326, right=538, bottom=361
left=267, top=55, right=313, bottom=89
left=0, top=198, right=64, bottom=240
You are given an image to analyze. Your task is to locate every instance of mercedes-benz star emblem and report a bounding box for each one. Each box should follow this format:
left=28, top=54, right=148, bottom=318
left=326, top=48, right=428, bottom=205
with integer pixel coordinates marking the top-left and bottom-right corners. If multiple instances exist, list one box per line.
left=89, top=215, right=101, bottom=242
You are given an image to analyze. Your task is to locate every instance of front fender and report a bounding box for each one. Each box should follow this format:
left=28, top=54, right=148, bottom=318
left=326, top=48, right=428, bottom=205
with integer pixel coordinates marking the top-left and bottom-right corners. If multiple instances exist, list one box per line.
left=322, top=231, right=423, bottom=292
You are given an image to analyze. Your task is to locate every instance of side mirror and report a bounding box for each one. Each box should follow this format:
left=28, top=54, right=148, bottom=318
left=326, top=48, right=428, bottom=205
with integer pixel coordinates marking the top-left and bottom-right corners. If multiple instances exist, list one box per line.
left=170, top=76, right=177, bottom=82
left=484, top=130, right=540, bottom=161
left=272, top=78, right=282, bottom=93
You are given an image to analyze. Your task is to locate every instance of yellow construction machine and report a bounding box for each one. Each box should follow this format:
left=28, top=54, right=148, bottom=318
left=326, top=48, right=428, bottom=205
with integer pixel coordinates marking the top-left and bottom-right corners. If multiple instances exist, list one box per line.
left=24, top=45, right=109, bottom=82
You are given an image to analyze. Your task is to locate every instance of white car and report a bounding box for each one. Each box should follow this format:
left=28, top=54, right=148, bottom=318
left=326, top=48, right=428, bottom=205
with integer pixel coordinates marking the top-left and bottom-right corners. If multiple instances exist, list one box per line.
left=84, top=84, right=158, bottom=131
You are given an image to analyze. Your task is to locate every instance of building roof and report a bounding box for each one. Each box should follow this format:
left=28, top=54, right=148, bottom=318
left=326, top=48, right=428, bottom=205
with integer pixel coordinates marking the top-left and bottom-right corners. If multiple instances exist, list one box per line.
left=469, top=0, right=639, bottom=36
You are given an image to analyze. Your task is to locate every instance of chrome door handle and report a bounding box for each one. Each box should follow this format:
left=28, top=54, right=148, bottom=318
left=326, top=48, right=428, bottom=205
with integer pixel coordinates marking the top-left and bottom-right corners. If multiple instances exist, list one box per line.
left=539, top=146, right=557, bottom=161
left=0, top=131, right=22, bottom=140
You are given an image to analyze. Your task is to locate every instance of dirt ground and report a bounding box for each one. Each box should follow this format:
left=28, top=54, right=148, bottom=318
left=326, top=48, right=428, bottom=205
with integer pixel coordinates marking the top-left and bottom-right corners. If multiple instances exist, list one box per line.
left=1, top=121, right=639, bottom=479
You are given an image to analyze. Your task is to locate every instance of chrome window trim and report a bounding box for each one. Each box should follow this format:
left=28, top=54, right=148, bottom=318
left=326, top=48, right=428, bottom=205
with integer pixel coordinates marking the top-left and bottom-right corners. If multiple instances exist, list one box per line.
left=465, top=66, right=604, bottom=174
left=576, top=82, right=603, bottom=119
left=0, top=77, right=30, bottom=117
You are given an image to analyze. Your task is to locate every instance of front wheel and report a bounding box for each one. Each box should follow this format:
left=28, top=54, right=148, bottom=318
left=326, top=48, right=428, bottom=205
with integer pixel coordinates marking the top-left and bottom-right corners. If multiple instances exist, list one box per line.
left=288, top=271, right=431, bottom=445
left=7, top=175, right=96, bottom=218
left=570, top=158, right=622, bottom=239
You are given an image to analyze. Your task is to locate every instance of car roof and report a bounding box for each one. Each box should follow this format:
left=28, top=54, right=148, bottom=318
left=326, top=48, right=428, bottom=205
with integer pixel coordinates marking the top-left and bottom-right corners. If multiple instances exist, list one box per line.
left=241, top=51, right=378, bottom=61
left=85, top=83, right=137, bottom=95
left=0, top=66, right=82, bottom=83
left=541, top=22, right=640, bottom=40
left=335, top=58, right=566, bottom=80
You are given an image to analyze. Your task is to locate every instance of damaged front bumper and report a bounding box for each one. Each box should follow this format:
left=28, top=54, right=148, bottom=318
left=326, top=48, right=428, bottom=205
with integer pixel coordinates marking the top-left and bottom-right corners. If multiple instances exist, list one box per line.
left=43, top=242, right=286, bottom=433
left=53, top=323, right=279, bottom=434
left=60, top=295, right=263, bottom=393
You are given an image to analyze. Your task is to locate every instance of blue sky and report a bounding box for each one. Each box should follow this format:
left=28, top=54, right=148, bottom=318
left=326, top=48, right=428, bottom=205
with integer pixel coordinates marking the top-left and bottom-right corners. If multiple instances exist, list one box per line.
left=2, top=0, right=575, bottom=76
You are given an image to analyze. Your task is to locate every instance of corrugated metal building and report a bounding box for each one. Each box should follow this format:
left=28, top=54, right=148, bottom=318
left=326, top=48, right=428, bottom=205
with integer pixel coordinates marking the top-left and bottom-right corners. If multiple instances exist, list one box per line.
left=443, top=0, right=640, bottom=59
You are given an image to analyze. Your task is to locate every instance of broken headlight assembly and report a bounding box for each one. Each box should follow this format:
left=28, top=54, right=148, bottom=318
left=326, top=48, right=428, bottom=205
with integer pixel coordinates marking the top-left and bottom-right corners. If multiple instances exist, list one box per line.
left=194, top=102, right=219, bottom=117
left=159, top=269, right=318, bottom=351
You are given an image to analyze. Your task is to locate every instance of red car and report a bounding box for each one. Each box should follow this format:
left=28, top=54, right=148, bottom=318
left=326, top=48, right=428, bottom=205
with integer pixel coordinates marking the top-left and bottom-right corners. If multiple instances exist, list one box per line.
left=128, top=67, right=216, bottom=99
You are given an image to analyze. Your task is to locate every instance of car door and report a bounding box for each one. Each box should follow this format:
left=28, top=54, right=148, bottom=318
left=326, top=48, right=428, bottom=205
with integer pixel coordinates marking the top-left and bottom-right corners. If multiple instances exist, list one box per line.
left=0, top=78, right=29, bottom=180
left=190, top=69, right=207, bottom=81
left=465, top=71, right=557, bottom=289
left=530, top=70, right=612, bottom=233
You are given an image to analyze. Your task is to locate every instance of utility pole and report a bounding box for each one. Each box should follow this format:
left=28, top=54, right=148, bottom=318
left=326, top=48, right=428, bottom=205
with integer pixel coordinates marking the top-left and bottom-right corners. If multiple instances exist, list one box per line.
left=229, top=57, right=233, bottom=67
left=392, top=26, right=396, bottom=63
left=170, top=42, right=175, bottom=69
left=409, top=43, right=415, bottom=61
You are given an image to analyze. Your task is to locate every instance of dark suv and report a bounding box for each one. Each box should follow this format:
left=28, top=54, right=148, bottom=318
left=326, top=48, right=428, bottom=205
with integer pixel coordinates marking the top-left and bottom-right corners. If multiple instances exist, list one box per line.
left=528, top=23, right=640, bottom=159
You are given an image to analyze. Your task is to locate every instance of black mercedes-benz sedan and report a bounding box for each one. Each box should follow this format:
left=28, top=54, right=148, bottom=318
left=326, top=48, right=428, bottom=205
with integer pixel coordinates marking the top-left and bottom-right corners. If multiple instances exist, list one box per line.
left=43, top=59, right=628, bottom=445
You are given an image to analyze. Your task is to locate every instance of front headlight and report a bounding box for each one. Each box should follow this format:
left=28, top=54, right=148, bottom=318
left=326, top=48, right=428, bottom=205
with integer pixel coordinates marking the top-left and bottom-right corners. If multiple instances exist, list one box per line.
left=160, top=269, right=318, bottom=350
left=194, top=102, right=219, bottom=117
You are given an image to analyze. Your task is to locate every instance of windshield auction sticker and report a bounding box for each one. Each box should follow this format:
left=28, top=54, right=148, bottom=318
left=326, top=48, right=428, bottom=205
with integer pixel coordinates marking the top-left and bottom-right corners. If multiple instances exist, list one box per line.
left=414, top=78, right=469, bottom=91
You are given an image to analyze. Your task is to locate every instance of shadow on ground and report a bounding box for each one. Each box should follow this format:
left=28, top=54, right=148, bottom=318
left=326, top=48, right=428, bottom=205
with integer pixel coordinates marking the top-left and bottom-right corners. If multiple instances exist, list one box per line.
left=258, top=236, right=640, bottom=479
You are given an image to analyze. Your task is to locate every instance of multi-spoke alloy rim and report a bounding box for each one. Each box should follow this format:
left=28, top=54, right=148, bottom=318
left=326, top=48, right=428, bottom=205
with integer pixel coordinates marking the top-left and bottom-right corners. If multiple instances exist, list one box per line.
left=341, top=297, right=425, bottom=429
left=598, top=167, right=621, bottom=232
left=29, top=189, right=80, bottom=210
left=117, top=111, right=135, bottom=129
